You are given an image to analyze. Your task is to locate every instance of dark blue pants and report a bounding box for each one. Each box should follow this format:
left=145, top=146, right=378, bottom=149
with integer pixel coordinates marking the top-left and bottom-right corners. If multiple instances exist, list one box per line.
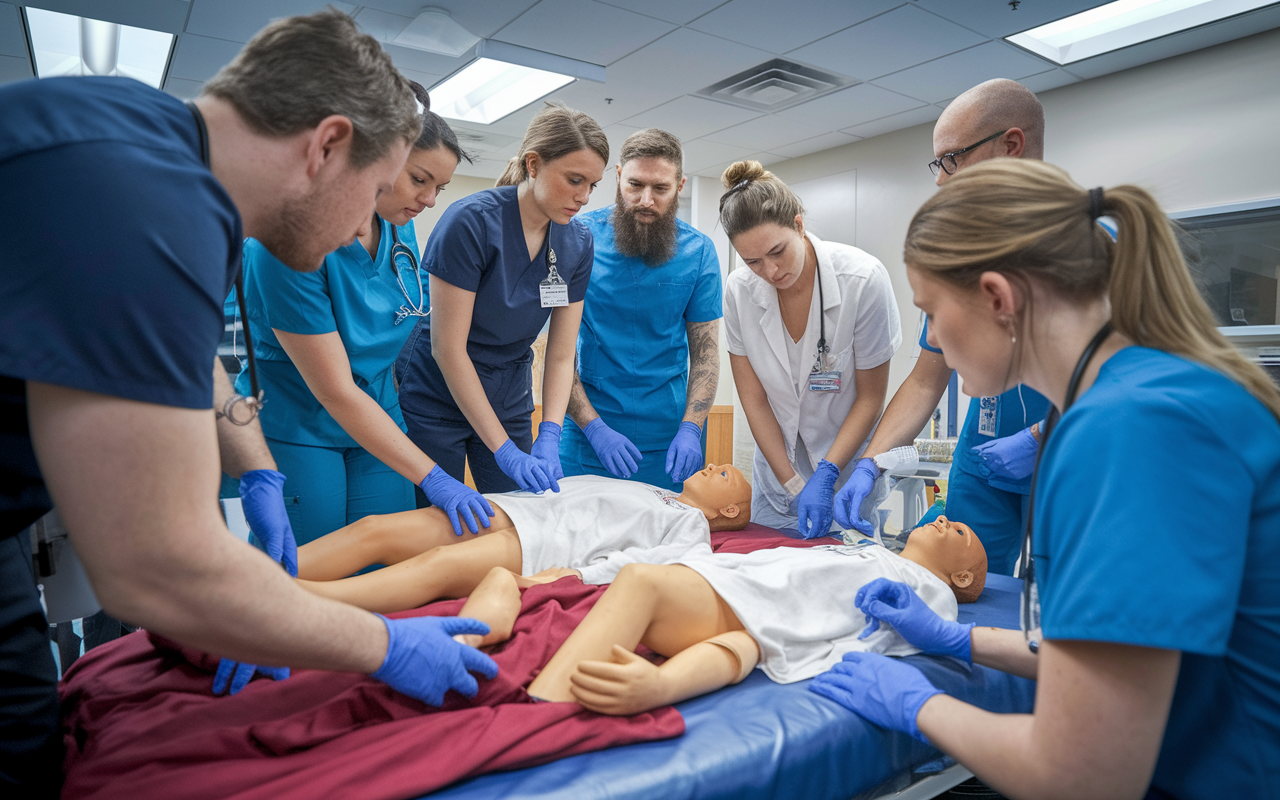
left=403, top=408, right=532, bottom=497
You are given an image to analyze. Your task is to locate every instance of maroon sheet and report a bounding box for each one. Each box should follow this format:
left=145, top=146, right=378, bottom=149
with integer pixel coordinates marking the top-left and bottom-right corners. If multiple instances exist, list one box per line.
left=59, top=525, right=829, bottom=800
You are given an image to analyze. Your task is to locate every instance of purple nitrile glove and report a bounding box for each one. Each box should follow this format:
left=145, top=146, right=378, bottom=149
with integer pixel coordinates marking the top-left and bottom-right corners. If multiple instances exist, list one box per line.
left=370, top=614, right=499, bottom=706
left=583, top=418, right=642, bottom=479
left=239, top=468, right=297, bottom=577
left=213, top=659, right=289, bottom=696
left=832, top=457, right=879, bottom=534
left=809, top=652, right=944, bottom=743
left=665, top=421, right=704, bottom=484
left=530, top=421, right=565, bottom=483
left=796, top=459, right=839, bottom=539
left=419, top=464, right=494, bottom=536
left=494, top=439, right=557, bottom=493
left=972, top=424, right=1039, bottom=483
left=855, top=578, right=975, bottom=662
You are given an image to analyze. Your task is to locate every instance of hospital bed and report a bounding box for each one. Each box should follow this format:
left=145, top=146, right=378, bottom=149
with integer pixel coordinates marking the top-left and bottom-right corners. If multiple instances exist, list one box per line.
left=428, top=533, right=1035, bottom=800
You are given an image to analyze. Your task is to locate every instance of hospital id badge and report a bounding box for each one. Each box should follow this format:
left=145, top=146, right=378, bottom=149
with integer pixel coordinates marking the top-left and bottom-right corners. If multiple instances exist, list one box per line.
left=540, top=246, right=569, bottom=308
left=808, top=370, right=841, bottom=392
left=978, top=395, right=999, bottom=437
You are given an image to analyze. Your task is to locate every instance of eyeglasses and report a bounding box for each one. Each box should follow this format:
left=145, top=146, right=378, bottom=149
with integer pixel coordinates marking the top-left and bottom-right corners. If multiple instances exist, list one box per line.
left=928, top=129, right=1009, bottom=177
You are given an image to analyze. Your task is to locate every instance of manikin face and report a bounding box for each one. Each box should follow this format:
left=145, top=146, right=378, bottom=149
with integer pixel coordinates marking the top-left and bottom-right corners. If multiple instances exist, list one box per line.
left=527, top=148, right=606, bottom=225
left=731, top=218, right=807, bottom=290
left=377, top=144, right=458, bottom=226
left=908, top=265, right=1016, bottom=398
left=899, top=515, right=986, bottom=593
left=617, top=156, right=684, bottom=222
left=679, top=464, right=751, bottom=517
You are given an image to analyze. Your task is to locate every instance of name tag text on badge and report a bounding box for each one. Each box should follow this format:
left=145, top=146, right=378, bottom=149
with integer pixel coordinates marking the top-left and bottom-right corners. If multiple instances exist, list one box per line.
left=978, top=396, right=998, bottom=437
left=808, top=370, right=841, bottom=392
left=540, top=281, right=568, bottom=307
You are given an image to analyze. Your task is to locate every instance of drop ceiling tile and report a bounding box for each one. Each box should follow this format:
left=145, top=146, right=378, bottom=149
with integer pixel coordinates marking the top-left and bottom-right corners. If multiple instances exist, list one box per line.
left=0, top=3, right=27, bottom=58
left=185, top=1, right=356, bottom=43
left=602, top=122, right=642, bottom=157
left=621, top=95, right=761, bottom=142
left=688, top=0, right=898, bottom=55
left=168, top=34, right=242, bottom=82
left=912, top=0, right=1109, bottom=39
left=681, top=138, right=755, bottom=174
left=595, top=0, right=728, bottom=26
left=873, top=41, right=1053, bottom=104
left=839, top=104, right=941, bottom=140
left=163, top=76, right=204, bottom=99
left=776, top=82, right=925, bottom=130
left=353, top=0, right=538, bottom=40
left=789, top=4, right=987, bottom=81
left=768, top=130, right=861, bottom=160
left=702, top=113, right=823, bottom=151
left=351, top=7, right=412, bottom=42
left=494, top=0, right=675, bottom=66
left=541, top=80, right=639, bottom=128
left=1017, top=68, right=1081, bottom=95
left=0, top=52, right=31, bottom=83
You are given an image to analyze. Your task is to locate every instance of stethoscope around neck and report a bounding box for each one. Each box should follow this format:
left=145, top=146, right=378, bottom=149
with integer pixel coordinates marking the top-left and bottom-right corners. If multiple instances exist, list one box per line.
left=389, top=224, right=428, bottom=326
left=1019, top=320, right=1113, bottom=653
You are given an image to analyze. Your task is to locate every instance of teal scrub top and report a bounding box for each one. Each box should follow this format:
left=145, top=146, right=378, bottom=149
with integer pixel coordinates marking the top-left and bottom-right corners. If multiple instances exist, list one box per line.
left=574, top=207, right=723, bottom=451
left=1034, top=346, right=1280, bottom=799
left=235, top=218, right=422, bottom=447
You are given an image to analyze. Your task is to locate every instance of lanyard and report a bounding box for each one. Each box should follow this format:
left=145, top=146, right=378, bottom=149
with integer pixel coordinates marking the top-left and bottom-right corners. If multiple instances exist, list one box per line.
left=1019, top=321, right=1113, bottom=651
left=389, top=225, right=428, bottom=325
left=812, top=266, right=828, bottom=372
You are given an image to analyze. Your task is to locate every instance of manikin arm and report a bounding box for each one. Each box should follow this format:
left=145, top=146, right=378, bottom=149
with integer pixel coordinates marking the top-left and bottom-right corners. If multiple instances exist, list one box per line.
left=861, top=350, right=951, bottom=458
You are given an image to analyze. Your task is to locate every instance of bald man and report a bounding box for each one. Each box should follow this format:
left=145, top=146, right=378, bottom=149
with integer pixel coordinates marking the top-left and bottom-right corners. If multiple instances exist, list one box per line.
left=833, top=79, right=1051, bottom=577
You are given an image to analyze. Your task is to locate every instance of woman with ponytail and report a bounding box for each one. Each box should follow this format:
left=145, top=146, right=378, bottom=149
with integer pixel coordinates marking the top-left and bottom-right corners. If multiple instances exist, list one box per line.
left=236, top=81, right=487, bottom=547
left=395, top=102, right=607, bottom=499
left=810, top=158, right=1280, bottom=800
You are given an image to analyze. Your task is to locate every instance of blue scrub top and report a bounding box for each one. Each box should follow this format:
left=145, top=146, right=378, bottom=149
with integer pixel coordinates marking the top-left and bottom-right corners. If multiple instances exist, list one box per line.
left=574, top=207, right=722, bottom=450
left=236, top=218, right=421, bottom=448
left=1033, top=347, right=1280, bottom=799
left=919, top=319, right=1050, bottom=494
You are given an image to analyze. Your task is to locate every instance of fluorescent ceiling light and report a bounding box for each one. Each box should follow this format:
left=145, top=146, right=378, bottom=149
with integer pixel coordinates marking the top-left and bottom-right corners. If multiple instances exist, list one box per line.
left=430, top=40, right=604, bottom=125
left=1005, top=0, right=1278, bottom=64
left=24, top=7, right=173, bottom=88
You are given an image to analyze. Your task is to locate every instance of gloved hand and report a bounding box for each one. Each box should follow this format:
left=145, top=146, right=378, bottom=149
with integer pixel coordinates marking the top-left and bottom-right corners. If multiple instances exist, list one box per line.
left=239, top=468, right=297, bottom=577
left=856, top=578, right=975, bottom=662
left=972, top=424, right=1039, bottom=482
left=419, top=465, right=494, bottom=536
left=213, top=659, right=289, bottom=696
left=832, top=457, right=879, bottom=534
left=371, top=614, right=500, bottom=706
left=665, top=421, right=704, bottom=484
left=583, top=418, right=642, bottom=479
left=530, top=421, right=565, bottom=482
left=809, top=652, right=943, bottom=743
left=796, top=459, right=839, bottom=539
left=494, top=439, right=558, bottom=493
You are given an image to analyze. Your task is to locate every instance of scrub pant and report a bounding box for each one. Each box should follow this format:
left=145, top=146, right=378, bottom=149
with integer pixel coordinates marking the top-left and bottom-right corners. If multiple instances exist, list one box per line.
left=402, top=408, right=531, bottom=497
left=943, top=464, right=1030, bottom=577
left=559, top=422, right=707, bottom=493
left=265, top=438, right=416, bottom=546
left=0, top=531, right=61, bottom=799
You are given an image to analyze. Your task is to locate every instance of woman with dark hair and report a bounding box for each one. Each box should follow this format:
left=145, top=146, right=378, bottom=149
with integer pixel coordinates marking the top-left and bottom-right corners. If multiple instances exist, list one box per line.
left=236, top=82, right=489, bottom=546
left=395, top=102, right=608, bottom=498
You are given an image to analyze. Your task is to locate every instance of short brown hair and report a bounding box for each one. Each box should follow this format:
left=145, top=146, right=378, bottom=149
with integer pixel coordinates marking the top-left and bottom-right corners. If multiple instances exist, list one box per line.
left=496, top=102, right=609, bottom=187
left=203, top=8, right=419, bottom=168
left=619, top=128, right=683, bottom=176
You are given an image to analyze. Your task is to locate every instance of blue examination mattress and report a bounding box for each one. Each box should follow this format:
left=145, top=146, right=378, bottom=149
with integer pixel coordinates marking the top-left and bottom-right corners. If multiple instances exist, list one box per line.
left=427, top=561, right=1035, bottom=800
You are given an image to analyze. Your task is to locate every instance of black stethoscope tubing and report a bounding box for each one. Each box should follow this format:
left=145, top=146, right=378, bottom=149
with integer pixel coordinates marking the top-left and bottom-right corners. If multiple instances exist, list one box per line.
left=389, top=226, right=428, bottom=324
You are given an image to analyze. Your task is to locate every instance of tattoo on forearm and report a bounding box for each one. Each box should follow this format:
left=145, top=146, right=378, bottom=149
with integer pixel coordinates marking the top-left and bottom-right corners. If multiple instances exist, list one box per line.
left=684, top=320, right=720, bottom=424
left=566, top=365, right=598, bottom=427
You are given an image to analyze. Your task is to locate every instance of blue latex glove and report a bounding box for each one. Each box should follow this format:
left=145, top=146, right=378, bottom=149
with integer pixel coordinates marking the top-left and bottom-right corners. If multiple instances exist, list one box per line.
left=582, top=418, right=642, bottom=479
left=212, top=659, right=289, bottom=696
left=832, top=457, right=879, bottom=534
left=856, top=578, right=975, bottom=662
left=809, top=652, right=943, bottom=743
left=239, top=469, right=297, bottom=577
left=530, top=421, right=565, bottom=482
left=419, top=465, right=494, bottom=536
left=371, top=614, right=499, bottom=706
left=494, top=439, right=558, bottom=494
left=665, top=421, right=704, bottom=484
left=796, top=459, right=839, bottom=539
left=972, top=424, right=1039, bottom=482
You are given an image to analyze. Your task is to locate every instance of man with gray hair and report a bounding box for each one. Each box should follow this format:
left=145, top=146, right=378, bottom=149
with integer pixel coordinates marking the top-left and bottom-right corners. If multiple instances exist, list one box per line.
left=833, top=79, right=1052, bottom=578
left=0, top=10, right=494, bottom=795
left=562, top=129, right=723, bottom=491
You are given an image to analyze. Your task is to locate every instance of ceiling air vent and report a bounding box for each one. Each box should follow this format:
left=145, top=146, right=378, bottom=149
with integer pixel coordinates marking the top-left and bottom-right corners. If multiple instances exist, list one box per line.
left=695, top=59, right=857, bottom=113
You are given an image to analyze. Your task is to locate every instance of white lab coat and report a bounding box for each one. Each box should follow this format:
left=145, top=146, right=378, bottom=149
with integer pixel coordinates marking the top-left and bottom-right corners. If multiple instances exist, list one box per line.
left=724, top=232, right=902, bottom=528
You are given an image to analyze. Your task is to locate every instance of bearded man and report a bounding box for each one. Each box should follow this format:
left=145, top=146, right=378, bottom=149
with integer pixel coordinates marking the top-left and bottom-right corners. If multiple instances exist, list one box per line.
left=561, top=129, right=723, bottom=491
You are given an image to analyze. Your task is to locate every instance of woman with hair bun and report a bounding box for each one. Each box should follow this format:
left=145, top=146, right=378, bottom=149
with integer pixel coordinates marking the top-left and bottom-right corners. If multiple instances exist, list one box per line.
left=395, top=102, right=607, bottom=501
left=236, top=81, right=485, bottom=548
left=718, top=160, right=902, bottom=539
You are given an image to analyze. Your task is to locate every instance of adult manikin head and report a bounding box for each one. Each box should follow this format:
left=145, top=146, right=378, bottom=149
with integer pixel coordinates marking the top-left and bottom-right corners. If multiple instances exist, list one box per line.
left=612, top=128, right=686, bottom=266
left=931, top=78, right=1044, bottom=186
left=676, top=464, right=752, bottom=532
left=897, top=516, right=988, bottom=603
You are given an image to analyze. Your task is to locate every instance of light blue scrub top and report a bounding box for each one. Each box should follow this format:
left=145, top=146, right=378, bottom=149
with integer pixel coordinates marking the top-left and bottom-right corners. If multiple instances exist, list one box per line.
left=920, top=319, right=1050, bottom=494
left=1034, top=346, right=1280, bottom=799
left=236, top=218, right=421, bottom=447
left=574, top=206, right=723, bottom=450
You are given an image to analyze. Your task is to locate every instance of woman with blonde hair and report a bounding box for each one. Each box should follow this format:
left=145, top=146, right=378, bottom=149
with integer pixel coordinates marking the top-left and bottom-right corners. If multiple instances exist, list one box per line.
left=810, top=158, right=1280, bottom=800
left=718, top=160, right=901, bottom=538
left=396, top=102, right=607, bottom=504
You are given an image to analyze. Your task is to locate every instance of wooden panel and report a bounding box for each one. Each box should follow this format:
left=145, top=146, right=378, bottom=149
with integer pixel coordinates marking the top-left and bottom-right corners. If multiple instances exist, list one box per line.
left=705, top=404, right=734, bottom=467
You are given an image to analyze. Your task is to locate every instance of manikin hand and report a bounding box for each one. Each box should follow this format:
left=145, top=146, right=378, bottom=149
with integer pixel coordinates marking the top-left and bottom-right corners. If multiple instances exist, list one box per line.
left=419, top=465, right=495, bottom=536
left=972, top=424, right=1039, bottom=482
left=856, top=578, right=974, bottom=662
left=832, top=458, right=879, bottom=534
left=795, top=459, right=839, bottom=539
left=665, top=421, right=703, bottom=484
left=809, top=652, right=943, bottom=743
left=494, top=439, right=558, bottom=494
left=530, top=421, right=565, bottom=482
left=568, top=644, right=668, bottom=716
left=371, top=615, right=499, bottom=706
left=582, top=418, right=643, bottom=479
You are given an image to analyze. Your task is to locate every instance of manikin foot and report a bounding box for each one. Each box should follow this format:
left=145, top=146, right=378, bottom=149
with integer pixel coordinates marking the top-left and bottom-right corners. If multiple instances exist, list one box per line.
left=453, top=566, right=522, bottom=648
